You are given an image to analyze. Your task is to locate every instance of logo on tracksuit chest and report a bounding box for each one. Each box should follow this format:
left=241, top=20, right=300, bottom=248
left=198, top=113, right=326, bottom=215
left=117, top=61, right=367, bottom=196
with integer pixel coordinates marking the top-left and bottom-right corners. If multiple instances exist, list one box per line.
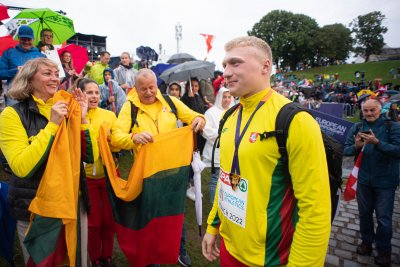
left=249, top=132, right=258, bottom=143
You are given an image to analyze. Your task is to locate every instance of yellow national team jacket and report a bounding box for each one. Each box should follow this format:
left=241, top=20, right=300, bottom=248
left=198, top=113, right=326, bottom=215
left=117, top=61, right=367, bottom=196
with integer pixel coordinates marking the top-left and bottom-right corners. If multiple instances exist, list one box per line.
left=111, top=89, right=205, bottom=156
left=84, top=107, right=117, bottom=179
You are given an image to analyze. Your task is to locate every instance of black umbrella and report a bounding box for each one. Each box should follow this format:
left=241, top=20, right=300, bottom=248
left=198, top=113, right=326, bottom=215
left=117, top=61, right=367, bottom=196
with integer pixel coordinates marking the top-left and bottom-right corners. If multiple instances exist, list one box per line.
left=385, top=90, right=399, bottom=95
left=136, top=46, right=158, bottom=61
left=167, top=53, right=196, bottom=64
left=299, top=86, right=316, bottom=98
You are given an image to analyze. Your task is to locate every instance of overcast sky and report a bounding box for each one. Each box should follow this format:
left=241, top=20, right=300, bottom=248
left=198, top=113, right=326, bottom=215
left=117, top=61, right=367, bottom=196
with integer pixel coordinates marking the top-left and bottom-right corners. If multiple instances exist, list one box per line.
left=2, top=0, right=399, bottom=69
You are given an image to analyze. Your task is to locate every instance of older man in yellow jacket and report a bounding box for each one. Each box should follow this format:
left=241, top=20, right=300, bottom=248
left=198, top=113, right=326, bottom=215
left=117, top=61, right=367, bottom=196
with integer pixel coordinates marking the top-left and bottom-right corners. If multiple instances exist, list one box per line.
left=111, top=68, right=205, bottom=266
left=111, top=69, right=205, bottom=154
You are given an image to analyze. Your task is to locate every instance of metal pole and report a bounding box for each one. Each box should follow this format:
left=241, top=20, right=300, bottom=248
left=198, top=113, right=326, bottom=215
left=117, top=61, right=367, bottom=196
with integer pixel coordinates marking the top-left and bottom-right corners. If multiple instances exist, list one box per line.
left=175, top=22, right=182, bottom=53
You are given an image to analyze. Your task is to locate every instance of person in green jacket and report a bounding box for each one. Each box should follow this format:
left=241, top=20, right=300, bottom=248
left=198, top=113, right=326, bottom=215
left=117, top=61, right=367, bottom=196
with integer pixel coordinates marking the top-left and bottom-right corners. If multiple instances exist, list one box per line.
left=88, top=51, right=112, bottom=85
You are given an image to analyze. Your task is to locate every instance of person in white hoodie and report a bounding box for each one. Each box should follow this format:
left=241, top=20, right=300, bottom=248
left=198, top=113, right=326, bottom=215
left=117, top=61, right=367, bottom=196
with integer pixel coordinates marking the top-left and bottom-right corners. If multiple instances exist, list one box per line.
left=202, top=87, right=234, bottom=203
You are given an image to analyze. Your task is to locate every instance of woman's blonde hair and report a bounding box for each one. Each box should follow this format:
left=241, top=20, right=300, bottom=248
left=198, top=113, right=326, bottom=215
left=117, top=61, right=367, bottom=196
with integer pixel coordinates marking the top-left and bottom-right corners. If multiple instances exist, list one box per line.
left=8, top=58, right=58, bottom=101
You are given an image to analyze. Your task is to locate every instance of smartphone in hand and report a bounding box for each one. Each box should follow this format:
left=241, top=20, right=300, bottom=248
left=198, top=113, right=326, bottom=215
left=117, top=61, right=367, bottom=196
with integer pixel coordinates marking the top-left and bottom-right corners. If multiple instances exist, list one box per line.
left=360, top=130, right=371, bottom=134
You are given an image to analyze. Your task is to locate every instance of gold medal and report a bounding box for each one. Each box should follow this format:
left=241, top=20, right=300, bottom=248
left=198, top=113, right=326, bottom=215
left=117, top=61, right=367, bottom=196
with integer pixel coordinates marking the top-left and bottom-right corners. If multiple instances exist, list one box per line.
left=229, top=173, right=241, bottom=191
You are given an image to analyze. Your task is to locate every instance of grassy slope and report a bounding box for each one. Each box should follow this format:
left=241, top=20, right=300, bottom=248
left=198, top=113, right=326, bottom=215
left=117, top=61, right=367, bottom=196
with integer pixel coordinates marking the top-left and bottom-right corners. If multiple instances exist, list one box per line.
left=287, top=60, right=400, bottom=86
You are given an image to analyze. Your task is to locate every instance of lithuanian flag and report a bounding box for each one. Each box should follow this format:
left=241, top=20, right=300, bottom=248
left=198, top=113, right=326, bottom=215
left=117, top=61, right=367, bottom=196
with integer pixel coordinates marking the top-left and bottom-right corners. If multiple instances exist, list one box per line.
left=24, top=90, right=84, bottom=267
left=99, top=125, right=194, bottom=267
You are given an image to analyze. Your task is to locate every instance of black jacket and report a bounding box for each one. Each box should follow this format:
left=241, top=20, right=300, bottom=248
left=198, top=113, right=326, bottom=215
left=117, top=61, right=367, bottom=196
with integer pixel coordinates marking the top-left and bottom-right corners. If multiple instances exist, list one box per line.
left=8, top=97, right=49, bottom=221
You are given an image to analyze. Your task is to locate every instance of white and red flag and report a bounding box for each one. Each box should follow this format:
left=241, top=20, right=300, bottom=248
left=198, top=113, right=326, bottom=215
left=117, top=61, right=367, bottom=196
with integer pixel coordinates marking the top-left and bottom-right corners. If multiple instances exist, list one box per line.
left=344, top=148, right=364, bottom=201
left=200, top=33, right=215, bottom=54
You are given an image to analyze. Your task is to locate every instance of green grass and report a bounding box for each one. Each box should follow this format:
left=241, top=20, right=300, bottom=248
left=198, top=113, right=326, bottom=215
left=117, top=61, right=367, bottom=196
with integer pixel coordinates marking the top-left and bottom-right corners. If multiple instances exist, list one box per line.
left=287, top=60, right=400, bottom=86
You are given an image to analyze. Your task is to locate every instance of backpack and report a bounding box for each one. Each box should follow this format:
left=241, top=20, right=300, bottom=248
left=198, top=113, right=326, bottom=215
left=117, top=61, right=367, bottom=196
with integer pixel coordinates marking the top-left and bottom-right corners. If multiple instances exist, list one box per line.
left=129, top=94, right=178, bottom=131
left=212, top=102, right=344, bottom=223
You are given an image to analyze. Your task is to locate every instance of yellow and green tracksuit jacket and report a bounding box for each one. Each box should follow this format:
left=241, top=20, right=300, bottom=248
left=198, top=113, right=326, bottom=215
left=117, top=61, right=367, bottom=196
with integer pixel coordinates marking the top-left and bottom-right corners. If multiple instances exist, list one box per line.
left=0, top=95, right=95, bottom=178
left=84, top=107, right=117, bottom=179
left=111, top=89, right=205, bottom=156
left=206, top=88, right=331, bottom=266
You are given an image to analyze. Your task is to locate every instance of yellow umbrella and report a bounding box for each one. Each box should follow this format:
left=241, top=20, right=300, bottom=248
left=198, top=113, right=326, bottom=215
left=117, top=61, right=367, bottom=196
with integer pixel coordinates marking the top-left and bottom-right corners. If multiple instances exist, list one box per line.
left=357, top=89, right=374, bottom=97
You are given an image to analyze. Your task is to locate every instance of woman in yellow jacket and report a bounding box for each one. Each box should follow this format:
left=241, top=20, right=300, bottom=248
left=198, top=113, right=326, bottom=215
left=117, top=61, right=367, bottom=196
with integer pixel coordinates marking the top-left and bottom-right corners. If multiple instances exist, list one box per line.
left=76, top=78, right=118, bottom=267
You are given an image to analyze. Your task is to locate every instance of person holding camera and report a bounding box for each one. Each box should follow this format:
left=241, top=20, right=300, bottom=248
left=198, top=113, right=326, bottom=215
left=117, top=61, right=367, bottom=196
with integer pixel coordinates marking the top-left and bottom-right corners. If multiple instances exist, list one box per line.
left=344, top=99, right=400, bottom=266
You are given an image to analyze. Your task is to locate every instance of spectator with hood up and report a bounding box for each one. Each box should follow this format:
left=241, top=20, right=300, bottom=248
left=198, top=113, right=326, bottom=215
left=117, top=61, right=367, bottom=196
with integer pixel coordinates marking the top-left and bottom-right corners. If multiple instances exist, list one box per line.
left=202, top=87, right=234, bottom=203
left=99, top=68, right=126, bottom=116
left=167, top=81, right=183, bottom=99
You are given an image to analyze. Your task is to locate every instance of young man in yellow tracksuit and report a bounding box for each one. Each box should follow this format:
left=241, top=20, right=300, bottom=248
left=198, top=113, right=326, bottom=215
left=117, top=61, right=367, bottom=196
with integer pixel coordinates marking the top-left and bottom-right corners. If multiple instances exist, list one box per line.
left=202, top=36, right=331, bottom=267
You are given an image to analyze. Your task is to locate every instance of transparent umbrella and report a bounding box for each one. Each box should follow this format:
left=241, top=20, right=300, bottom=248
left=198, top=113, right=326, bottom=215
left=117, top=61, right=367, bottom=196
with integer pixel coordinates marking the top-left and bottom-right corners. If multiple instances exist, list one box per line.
left=160, top=60, right=215, bottom=83
left=191, top=151, right=206, bottom=236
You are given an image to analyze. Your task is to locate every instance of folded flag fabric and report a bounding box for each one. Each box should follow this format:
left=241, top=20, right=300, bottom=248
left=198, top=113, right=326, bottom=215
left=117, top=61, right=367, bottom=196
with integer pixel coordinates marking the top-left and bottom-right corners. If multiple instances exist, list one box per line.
left=344, top=149, right=364, bottom=201
left=98, top=125, right=194, bottom=267
left=25, top=90, right=82, bottom=267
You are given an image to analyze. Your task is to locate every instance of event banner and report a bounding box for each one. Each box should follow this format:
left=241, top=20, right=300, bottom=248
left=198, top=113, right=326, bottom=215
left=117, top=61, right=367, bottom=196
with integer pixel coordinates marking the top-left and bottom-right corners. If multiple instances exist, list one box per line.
left=308, top=108, right=354, bottom=144
left=317, top=103, right=344, bottom=119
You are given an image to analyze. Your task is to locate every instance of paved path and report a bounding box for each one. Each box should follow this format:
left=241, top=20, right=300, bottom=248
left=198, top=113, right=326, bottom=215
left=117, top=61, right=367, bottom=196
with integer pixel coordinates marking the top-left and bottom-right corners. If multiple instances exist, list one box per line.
left=325, top=158, right=400, bottom=266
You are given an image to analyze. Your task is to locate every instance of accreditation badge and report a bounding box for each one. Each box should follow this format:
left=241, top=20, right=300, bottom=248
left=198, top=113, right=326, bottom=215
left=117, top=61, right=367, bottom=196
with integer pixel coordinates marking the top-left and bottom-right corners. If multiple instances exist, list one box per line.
left=218, top=168, right=248, bottom=228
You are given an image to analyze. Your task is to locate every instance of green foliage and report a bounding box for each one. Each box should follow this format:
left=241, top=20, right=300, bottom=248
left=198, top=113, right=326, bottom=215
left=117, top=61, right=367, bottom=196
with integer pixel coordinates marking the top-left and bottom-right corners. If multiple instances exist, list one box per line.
left=316, top=24, right=353, bottom=64
left=248, top=10, right=390, bottom=69
left=248, top=10, right=319, bottom=69
left=350, top=11, right=388, bottom=62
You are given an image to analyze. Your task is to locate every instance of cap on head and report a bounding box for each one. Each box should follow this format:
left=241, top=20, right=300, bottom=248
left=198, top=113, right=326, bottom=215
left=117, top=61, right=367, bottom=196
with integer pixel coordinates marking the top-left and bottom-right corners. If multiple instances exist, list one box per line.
left=18, top=26, right=34, bottom=39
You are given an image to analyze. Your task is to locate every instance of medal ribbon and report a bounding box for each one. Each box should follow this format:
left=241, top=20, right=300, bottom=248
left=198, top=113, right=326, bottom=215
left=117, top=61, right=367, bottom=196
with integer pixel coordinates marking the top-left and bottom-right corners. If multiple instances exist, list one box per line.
left=230, top=90, right=273, bottom=180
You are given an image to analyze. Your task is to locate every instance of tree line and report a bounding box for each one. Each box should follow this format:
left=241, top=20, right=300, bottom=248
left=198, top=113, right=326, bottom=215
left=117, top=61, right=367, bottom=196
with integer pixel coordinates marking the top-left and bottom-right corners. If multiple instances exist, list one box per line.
left=248, top=10, right=388, bottom=70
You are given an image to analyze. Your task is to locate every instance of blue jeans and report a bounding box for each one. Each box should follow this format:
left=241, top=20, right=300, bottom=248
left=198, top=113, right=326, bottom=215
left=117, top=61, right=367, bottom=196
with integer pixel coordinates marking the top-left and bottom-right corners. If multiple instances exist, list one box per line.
left=357, top=183, right=396, bottom=252
left=209, top=168, right=219, bottom=204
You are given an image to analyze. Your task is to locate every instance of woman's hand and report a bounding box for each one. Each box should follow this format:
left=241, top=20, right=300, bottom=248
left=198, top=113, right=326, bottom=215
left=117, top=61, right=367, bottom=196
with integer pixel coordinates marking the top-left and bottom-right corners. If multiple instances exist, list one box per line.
left=72, top=88, right=89, bottom=123
left=192, top=117, right=206, bottom=132
left=50, top=101, right=68, bottom=125
left=133, top=131, right=154, bottom=145
left=188, top=88, right=195, bottom=97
